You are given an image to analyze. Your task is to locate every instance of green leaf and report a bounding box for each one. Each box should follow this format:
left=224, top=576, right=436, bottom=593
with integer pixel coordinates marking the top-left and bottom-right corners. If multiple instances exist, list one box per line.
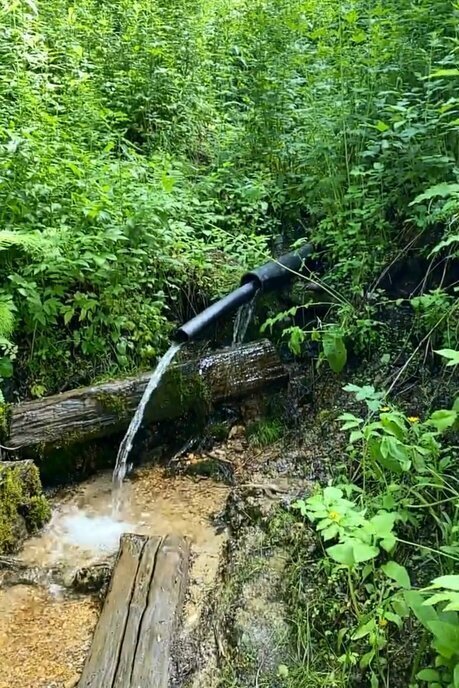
left=353, top=541, right=379, bottom=562
left=417, top=669, right=441, bottom=682
left=370, top=511, right=396, bottom=536
left=323, top=486, right=344, bottom=501
left=327, top=542, right=355, bottom=566
left=430, top=234, right=459, bottom=256
left=374, top=120, right=390, bottom=132
left=382, top=561, right=411, bottom=589
left=277, top=664, right=289, bottom=678
left=428, top=621, right=459, bottom=658
left=0, top=357, right=13, bottom=379
left=429, top=68, right=459, bottom=77
left=405, top=590, right=439, bottom=630
left=428, top=576, right=459, bottom=592
left=352, top=618, right=375, bottom=640
left=351, top=30, right=366, bottom=43
left=380, top=535, right=396, bottom=552
left=384, top=610, right=403, bottom=628
left=323, top=331, right=347, bottom=373
left=428, top=409, right=457, bottom=432
left=359, top=649, right=375, bottom=669
left=379, top=436, right=411, bottom=471
left=327, top=539, right=379, bottom=565
left=321, top=524, right=339, bottom=541
left=411, top=183, right=459, bottom=205
left=435, top=349, right=459, bottom=367
left=424, top=592, right=459, bottom=612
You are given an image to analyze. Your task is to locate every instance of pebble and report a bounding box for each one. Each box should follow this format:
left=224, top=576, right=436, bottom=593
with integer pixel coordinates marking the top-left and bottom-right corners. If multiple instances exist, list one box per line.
left=229, top=425, right=245, bottom=439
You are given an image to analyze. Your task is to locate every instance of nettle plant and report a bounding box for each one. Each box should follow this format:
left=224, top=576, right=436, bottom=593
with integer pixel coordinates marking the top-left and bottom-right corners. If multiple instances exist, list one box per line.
left=293, top=350, right=459, bottom=686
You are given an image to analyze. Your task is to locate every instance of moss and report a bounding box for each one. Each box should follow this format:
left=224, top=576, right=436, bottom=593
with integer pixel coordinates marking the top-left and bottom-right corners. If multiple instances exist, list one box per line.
left=0, top=402, right=11, bottom=442
left=38, top=438, right=117, bottom=486
left=150, top=367, right=212, bottom=422
left=25, top=495, right=52, bottom=531
left=0, top=461, right=50, bottom=554
left=95, top=391, right=130, bottom=418
left=208, top=421, right=230, bottom=442
left=247, top=418, right=284, bottom=447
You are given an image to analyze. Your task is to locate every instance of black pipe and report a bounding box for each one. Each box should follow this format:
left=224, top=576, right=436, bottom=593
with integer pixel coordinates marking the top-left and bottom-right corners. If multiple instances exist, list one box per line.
left=173, top=243, right=313, bottom=342
left=241, top=243, right=313, bottom=290
left=174, top=281, right=258, bottom=343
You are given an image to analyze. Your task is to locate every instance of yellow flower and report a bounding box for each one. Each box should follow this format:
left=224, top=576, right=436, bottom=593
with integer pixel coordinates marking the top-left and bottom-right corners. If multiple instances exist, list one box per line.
left=380, top=406, right=390, bottom=412
left=408, top=416, right=420, bottom=423
left=378, top=618, right=388, bottom=628
left=328, top=510, right=342, bottom=522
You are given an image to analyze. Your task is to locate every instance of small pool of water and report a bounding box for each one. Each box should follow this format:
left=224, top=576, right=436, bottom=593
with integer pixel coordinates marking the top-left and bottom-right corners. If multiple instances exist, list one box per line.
left=1, top=463, right=229, bottom=688
left=20, top=465, right=228, bottom=572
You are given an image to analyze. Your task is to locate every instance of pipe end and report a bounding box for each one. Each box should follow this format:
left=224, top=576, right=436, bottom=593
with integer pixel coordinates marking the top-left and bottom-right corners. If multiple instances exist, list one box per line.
left=172, top=328, right=190, bottom=344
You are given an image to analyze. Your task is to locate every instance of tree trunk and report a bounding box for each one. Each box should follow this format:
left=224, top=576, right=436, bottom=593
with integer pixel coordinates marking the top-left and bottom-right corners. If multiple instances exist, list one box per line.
left=9, top=340, right=287, bottom=455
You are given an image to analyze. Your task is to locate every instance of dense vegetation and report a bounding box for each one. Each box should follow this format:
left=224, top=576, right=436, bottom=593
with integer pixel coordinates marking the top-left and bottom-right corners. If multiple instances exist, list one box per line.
left=0, top=0, right=457, bottom=398
left=0, top=0, right=458, bottom=685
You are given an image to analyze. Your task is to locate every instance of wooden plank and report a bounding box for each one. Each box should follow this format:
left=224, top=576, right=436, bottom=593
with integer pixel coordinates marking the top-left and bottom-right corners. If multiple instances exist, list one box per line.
left=112, top=536, right=162, bottom=687
left=78, top=534, right=146, bottom=688
left=78, top=533, right=190, bottom=688
left=130, top=534, right=190, bottom=688
left=9, top=340, right=287, bottom=454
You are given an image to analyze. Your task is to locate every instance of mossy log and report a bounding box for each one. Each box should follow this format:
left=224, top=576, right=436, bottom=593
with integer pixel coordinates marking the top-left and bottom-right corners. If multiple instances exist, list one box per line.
left=9, top=340, right=287, bottom=455
left=78, top=533, right=190, bottom=688
left=0, top=460, right=50, bottom=554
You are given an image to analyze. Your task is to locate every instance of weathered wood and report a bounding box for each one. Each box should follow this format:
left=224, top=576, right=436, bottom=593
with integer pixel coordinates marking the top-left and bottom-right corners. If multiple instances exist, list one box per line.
left=129, top=534, right=189, bottom=687
left=78, top=533, right=190, bottom=688
left=9, top=339, right=287, bottom=453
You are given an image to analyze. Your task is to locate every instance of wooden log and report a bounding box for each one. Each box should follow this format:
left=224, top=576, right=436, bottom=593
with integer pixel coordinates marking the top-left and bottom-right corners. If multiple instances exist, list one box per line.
left=78, top=533, right=190, bottom=688
left=9, top=339, right=287, bottom=453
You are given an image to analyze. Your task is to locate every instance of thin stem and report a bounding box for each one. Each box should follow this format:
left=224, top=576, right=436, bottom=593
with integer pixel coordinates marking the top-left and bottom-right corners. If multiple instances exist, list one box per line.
left=396, top=537, right=459, bottom=562
left=347, top=567, right=361, bottom=618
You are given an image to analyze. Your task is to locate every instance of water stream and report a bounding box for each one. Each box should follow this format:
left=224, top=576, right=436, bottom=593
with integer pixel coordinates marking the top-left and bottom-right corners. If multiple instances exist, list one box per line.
left=2, top=466, right=229, bottom=688
left=232, top=293, right=257, bottom=345
left=112, top=342, right=182, bottom=487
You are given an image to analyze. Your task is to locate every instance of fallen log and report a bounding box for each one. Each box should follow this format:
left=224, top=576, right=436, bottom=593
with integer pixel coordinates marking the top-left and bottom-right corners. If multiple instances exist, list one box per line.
left=9, top=340, right=287, bottom=454
left=78, top=533, right=190, bottom=688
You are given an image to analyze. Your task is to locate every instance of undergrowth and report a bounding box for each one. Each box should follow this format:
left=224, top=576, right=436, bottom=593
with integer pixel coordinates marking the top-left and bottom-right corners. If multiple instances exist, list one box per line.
left=276, top=350, right=459, bottom=688
left=0, top=0, right=457, bottom=397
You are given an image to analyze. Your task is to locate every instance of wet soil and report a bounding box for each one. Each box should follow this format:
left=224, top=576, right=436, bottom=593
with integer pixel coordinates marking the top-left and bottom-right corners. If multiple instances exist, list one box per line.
left=0, top=585, right=98, bottom=688
left=0, top=464, right=229, bottom=688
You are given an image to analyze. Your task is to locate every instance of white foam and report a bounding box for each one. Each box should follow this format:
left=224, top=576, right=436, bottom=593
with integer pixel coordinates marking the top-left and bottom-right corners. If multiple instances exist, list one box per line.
left=57, top=509, right=133, bottom=554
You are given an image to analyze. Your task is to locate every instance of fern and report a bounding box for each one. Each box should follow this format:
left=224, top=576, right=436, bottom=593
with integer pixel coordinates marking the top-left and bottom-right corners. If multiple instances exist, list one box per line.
left=0, top=231, right=48, bottom=254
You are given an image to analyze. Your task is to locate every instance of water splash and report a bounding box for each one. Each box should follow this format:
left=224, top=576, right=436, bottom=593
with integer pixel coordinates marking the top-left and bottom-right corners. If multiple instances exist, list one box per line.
left=232, top=293, right=257, bottom=345
left=112, top=342, right=182, bottom=486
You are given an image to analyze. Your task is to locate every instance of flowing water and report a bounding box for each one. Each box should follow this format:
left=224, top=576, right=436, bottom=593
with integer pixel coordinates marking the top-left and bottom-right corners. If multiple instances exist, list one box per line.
left=2, top=465, right=229, bottom=688
left=112, top=342, right=182, bottom=487
left=232, top=294, right=257, bottom=345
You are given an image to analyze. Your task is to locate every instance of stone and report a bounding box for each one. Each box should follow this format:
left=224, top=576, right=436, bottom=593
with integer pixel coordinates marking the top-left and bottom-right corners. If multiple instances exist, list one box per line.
left=0, top=460, right=51, bottom=554
left=228, top=425, right=245, bottom=440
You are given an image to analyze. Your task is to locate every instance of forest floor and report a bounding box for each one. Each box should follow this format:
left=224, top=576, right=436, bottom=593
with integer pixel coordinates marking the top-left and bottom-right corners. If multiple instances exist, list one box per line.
left=0, top=350, right=456, bottom=688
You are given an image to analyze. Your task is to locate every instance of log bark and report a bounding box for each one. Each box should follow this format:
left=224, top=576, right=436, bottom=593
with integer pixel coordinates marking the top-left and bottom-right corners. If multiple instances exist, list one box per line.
left=9, top=339, right=287, bottom=453
left=78, top=533, right=190, bottom=688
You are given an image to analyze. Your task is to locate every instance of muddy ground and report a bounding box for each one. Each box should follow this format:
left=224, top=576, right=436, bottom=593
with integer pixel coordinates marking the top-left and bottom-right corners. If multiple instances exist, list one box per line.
left=0, top=349, right=456, bottom=688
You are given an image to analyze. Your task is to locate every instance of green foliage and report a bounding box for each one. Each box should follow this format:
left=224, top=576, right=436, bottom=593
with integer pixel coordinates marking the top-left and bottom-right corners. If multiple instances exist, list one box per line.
left=290, top=370, right=459, bottom=686
left=247, top=418, right=283, bottom=447
left=0, top=0, right=456, bottom=394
